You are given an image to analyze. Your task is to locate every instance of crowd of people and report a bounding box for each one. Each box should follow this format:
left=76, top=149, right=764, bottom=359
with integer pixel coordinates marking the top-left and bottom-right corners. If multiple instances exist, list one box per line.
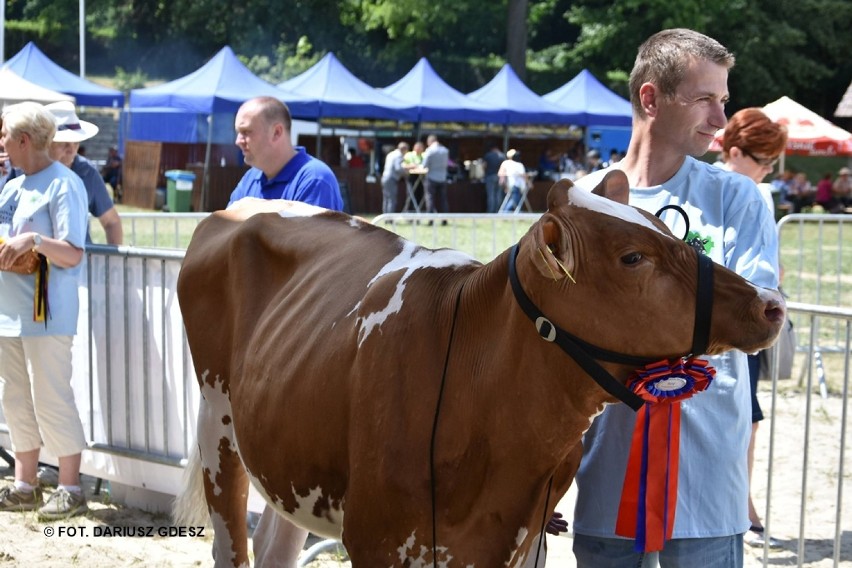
left=769, top=166, right=851, bottom=214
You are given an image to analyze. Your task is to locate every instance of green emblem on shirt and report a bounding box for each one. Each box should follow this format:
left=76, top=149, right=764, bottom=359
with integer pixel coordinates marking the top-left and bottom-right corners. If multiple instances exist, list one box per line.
left=686, top=231, right=714, bottom=255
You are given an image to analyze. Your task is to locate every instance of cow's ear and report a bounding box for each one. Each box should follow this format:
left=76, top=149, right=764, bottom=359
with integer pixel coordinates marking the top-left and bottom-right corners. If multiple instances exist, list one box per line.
left=532, top=214, right=575, bottom=282
left=546, top=179, right=573, bottom=210
left=592, top=170, right=630, bottom=205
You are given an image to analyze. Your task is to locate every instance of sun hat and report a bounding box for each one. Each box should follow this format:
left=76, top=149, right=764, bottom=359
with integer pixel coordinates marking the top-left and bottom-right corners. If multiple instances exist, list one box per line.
left=838, top=167, right=851, bottom=176
left=45, top=101, right=99, bottom=143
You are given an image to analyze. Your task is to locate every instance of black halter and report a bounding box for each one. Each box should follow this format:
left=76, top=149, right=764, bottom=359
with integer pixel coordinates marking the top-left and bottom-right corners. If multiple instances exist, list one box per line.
left=507, top=242, right=714, bottom=412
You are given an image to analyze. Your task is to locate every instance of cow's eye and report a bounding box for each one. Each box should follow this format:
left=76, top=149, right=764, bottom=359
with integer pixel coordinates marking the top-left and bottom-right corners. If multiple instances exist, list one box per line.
left=621, top=252, right=642, bottom=265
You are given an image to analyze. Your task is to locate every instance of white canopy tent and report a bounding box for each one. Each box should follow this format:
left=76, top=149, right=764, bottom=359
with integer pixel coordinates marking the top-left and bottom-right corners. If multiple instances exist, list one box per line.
left=0, top=67, right=75, bottom=107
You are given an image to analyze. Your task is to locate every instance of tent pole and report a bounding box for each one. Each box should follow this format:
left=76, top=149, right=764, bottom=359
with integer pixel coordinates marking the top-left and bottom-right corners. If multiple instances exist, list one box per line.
left=316, top=121, right=322, bottom=158
left=502, top=125, right=509, bottom=152
left=202, top=114, right=212, bottom=212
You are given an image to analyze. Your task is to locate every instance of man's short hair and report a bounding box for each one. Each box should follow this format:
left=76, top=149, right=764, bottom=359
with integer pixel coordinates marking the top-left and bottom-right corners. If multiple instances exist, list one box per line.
left=249, top=96, right=292, bottom=133
left=629, top=28, right=735, bottom=115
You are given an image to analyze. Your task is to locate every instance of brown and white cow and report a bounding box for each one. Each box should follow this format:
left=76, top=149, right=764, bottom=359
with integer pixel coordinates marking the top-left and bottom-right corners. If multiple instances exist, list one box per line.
left=175, top=171, right=785, bottom=567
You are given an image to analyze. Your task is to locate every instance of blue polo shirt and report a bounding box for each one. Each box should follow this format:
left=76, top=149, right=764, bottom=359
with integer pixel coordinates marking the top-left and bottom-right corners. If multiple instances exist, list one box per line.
left=228, top=147, right=343, bottom=211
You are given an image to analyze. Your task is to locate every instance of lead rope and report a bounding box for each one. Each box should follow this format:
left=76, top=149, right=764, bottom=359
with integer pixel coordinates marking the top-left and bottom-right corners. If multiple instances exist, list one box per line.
left=430, top=282, right=465, bottom=566
left=533, top=475, right=554, bottom=567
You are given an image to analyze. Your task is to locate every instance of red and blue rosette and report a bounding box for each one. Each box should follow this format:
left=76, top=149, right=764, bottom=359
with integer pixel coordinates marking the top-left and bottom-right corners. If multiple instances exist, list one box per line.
left=615, top=357, right=715, bottom=552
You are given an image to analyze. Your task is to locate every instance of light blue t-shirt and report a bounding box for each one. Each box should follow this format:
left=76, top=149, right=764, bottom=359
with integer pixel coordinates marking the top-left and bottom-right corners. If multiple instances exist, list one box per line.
left=0, top=161, right=88, bottom=336
left=572, top=156, right=779, bottom=539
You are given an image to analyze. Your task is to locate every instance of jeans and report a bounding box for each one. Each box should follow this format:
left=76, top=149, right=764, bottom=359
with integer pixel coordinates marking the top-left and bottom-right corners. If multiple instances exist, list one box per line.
left=573, top=533, right=744, bottom=568
left=424, top=178, right=448, bottom=214
left=485, top=174, right=501, bottom=213
left=381, top=178, right=398, bottom=213
left=501, top=185, right=523, bottom=212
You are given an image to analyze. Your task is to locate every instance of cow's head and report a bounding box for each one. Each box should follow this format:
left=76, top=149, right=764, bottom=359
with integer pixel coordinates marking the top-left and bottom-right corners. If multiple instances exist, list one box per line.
left=520, top=171, right=785, bottom=367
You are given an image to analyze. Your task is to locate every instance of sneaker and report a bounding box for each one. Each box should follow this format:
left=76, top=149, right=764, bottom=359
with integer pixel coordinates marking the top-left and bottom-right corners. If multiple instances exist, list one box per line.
left=38, top=487, right=88, bottom=520
left=0, top=484, right=43, bottom=512
left=745, top=525, right=781, bottom=549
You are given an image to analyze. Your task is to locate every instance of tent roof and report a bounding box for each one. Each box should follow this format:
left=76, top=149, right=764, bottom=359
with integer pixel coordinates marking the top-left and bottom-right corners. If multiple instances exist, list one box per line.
left=763, top=96, right=852, bottom=156
left=466, top=64, right=577, bottom=125
left=278, top=53, right=418, bottom=122
left=130, top=46, right=317, bottom=115
left=543, top=69, right=632, bottom=127
left=381, top=58, right=504, bottom=123
left=4, top=42, right=124, bottom=108
left=712, top=96, right=852, bottom=157
left=0, top=68, right=75, bottom=106
left=833, top=81, right=852, bottom=118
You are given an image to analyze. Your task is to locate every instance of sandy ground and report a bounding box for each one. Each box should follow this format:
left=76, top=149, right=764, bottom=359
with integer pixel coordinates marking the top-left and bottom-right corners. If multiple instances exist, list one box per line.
left=0, top=381, right=849, bottom=567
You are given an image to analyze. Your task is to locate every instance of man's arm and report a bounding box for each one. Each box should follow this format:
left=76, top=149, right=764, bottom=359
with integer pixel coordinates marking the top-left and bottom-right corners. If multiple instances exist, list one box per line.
left=97, top=207, right=124, bottom=245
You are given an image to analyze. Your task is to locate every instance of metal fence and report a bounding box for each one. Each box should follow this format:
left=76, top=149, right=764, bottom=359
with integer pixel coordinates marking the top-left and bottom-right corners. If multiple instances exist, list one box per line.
left=1, top=211, right=848, bottom=567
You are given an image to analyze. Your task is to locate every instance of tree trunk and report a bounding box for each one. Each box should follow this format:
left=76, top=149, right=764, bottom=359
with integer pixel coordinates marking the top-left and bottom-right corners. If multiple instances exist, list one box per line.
left=506, top=0, right=529, bottom=81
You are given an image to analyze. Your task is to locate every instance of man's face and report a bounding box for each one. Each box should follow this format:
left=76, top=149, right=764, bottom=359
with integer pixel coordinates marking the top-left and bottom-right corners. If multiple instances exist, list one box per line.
left=234, top=105, right=273, bottom=170
left=654, top=58, right=730, bottom=157
left=49, top=141, right=79, bottom=167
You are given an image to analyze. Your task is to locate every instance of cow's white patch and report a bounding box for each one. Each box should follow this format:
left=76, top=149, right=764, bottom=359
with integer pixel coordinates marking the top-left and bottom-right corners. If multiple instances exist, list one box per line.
left=569, top=188, right=668, bottom=236
left=505, top=527, right=530, bottom=568
left=355, top=240, right=475, bottom=347
left=209, top=510, right=248, bottom=568
left=275, top=201, right=327, bottom=217
left=245, top=469, right=344, bottom=540
left=394, top=530, right=455, bottom=568
left=198, top=370, right=234, bottom=497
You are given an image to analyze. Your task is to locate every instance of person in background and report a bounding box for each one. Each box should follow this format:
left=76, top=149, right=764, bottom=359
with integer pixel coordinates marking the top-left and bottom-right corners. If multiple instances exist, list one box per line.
left=227, top=96, right=343, bottom=567
left=228, top=96, right=342, bottom=211
left=403, top=141, right=426, bottom=209
left=569, top=29, right=780, bottom=568
left=100, top=146, right=122, bottom=197
left=830, top=167, right=852, bottom=212
left=815, top=172, right=835, bottom=211
left=482, top=144, right=505, bottom=213
left=585, top=149, right=604, bottom=172
left=786, top=171, right=815, bottom=213
left=380, top=141, right=409, bottom=213
left=45, top=102, right=123, bottom=245
left=537, top=148, right=559, bottom=181
left=716, top=107, right=787, bottom=549
left=421, top=134, right=450, bottom=220
left=0, top=101, right=89, bottom=520
left=498, top=149, right=528, bottom=213
left=346, top=147, right=365, bottom=169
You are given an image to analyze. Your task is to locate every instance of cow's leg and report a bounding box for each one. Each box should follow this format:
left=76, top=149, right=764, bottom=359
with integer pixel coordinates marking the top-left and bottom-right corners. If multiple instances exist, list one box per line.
left=251, top=504, right=310, bottom=567
left=197, top=374, right=250, bottom=567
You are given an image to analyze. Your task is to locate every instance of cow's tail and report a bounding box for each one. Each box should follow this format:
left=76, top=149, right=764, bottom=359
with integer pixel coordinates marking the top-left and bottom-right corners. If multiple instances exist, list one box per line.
left=173, top=442, right=210, bottom=527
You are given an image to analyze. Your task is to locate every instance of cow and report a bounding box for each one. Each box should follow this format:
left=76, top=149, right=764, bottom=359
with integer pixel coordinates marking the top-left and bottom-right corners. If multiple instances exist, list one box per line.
left=175, top=171, right=786, bottom=567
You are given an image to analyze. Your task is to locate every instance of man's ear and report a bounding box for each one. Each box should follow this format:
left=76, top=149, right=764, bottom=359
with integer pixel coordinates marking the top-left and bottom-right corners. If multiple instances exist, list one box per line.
left=591, top=170, right=630, bottom=205
left=639, top=82, right=657, bottom=117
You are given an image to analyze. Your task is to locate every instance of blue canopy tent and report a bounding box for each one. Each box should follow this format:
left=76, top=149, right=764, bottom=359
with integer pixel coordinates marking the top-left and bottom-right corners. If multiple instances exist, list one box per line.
left=128, top=46, right=317, bottom=207
left=544, top=69, right=633, bottom=154
left=4, top=42, right=124, bottom=108
left=466, top=64, right=580, bottom=126
left=380, top=58, right=504, bottom=125
left=543, top=69, right=632, bottom=127
left=277, top=53, right=417, bottom=123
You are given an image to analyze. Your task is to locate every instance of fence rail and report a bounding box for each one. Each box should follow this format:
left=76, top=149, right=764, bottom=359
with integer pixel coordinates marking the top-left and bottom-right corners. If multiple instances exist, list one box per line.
left=0, top=211, right=846, bottom=566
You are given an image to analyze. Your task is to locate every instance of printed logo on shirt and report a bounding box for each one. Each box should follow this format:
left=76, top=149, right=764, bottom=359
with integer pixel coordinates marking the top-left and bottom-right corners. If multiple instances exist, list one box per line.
left=686, top=231, right=714, bottom=255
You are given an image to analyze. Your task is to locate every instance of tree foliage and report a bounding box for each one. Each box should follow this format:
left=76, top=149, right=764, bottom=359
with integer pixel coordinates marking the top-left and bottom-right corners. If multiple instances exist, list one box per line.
left=2, top=0, right=851, bottom=121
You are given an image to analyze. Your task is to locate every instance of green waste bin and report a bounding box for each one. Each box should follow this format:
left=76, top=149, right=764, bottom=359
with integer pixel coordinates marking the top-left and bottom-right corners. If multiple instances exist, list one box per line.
left=165, top=170, right=196, bottom=212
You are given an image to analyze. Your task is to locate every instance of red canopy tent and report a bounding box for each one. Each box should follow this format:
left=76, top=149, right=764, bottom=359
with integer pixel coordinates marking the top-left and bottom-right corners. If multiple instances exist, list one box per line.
left=712, top=96, right=852, bottom=157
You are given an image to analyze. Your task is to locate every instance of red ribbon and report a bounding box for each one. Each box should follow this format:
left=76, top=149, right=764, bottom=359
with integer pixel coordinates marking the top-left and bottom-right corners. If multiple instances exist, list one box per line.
left=615, top=358, right=715, bottom=552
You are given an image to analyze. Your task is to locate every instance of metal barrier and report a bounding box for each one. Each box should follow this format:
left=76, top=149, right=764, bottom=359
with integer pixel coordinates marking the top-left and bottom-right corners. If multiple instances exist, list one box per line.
left=777, top=214, right=852, bottom=395
left=2, top=211, right=845, bottom=566
left=763, top=301, right=851, bottom=568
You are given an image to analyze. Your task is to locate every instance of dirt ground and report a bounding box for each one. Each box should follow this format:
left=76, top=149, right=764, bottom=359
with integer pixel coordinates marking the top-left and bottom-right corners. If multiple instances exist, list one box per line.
left=0, top=382, right=849, bottom=567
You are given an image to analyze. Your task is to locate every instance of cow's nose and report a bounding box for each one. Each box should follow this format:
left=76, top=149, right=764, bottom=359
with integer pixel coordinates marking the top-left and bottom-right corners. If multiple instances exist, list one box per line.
left=759, top=290, right=786, bottom=325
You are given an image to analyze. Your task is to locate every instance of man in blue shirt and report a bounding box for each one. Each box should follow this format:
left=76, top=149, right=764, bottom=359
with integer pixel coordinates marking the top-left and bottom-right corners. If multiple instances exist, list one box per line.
left=229, top=96, right=343, bottom=568
left=228, top=96, right=343, bottom=211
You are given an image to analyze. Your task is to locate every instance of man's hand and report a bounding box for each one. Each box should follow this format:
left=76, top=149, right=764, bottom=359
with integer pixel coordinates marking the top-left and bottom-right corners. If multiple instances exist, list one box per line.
left=546, top=511, right=569, bottom=535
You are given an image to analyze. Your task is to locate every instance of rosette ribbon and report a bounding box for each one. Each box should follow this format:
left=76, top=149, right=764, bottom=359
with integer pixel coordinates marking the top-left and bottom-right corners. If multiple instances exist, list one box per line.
left=615, top=357, right=715, bottom=552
